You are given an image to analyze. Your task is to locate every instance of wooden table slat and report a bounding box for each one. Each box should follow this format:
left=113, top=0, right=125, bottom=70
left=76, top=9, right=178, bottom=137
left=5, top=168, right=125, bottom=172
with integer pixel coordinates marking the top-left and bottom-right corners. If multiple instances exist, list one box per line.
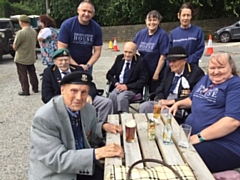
left=104, top=114, right=122, bottom=179
left=161, top=113, right=215, bottom=180
left=104, top=113, right=215, bottom=180
left=134, top=113, right=162, bottom=167
left=121, top=114, right=143, bottom=168
left=151, top=113, right=185, bottom=165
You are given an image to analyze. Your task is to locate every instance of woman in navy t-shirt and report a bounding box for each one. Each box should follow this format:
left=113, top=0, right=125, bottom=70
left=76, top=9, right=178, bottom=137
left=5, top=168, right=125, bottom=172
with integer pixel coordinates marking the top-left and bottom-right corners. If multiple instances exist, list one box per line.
left=134, top=10, right=169, bottom=93
left=170, top=51, right=240, bottom=173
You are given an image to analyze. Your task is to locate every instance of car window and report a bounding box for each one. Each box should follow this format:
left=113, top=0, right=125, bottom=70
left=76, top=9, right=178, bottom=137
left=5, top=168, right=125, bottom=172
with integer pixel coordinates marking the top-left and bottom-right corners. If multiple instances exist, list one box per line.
left=0, top=22, right=10, bottom=29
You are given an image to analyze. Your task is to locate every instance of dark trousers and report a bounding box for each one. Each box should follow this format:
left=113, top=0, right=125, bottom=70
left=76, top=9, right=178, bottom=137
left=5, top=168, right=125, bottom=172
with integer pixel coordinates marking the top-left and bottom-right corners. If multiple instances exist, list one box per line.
left=149, top=78, right=161, bottom=93
left=77, top=164, right=103, bottom=180
left=194, top=141, right=240, bottom=173
left=15, top=62, right=38, bottom=94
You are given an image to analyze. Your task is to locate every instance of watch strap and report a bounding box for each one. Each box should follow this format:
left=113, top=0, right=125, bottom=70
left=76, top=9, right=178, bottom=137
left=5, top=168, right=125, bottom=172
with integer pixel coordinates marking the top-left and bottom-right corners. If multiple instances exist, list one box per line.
left=197, top=132, right=204, bottom=142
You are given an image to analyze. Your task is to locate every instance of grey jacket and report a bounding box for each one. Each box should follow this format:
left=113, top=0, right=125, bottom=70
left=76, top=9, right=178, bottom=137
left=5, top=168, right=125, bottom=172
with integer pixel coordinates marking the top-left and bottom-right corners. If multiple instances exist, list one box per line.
left=28, top=95, right=104, bottom=180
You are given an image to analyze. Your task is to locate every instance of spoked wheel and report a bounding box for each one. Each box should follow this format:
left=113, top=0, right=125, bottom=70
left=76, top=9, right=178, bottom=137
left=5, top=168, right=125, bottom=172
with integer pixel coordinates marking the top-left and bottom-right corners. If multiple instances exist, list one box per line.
left=220, top=32, right=231, bottom=42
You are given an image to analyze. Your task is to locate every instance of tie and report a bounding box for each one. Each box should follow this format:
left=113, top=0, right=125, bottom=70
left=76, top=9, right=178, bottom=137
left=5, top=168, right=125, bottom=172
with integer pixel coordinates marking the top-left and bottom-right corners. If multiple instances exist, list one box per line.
left=169, top=76, right=181, bottom=93
left=123, top=62, right=130, bottom=84
left=71, top=112, right=84, bottom=150
left=62, top=71, right=69, bottom=76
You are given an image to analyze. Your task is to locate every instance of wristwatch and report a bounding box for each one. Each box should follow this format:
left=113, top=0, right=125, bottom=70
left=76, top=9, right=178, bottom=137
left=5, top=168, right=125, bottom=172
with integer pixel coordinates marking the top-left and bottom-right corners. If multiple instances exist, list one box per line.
left=197, top=132, right=205, bottom=142
left=86, top=64, right=91, bottom=69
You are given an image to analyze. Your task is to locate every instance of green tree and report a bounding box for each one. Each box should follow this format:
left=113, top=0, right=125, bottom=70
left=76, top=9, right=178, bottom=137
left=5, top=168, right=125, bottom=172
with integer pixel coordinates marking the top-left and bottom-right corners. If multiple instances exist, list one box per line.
left=4, top=0, right=240, bottom=26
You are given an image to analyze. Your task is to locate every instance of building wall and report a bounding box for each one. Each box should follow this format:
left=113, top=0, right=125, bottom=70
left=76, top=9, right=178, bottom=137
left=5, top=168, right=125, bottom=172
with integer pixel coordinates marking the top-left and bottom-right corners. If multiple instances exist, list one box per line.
left=101, top=17, right=240, bottom=42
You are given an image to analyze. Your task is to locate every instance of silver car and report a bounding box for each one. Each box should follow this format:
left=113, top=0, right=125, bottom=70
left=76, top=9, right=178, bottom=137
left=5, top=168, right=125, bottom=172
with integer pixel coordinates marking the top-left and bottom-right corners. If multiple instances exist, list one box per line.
left=214, top=21, right=240, bottom=42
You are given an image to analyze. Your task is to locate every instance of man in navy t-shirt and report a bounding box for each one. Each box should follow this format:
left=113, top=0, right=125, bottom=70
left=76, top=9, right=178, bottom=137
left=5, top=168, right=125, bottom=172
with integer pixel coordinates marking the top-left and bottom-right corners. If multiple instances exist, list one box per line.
left=58, top=0, right=103, bottom=75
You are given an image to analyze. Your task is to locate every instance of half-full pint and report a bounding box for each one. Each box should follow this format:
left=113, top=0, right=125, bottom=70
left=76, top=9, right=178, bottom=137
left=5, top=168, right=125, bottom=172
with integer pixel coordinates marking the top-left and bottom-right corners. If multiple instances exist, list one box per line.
left=153, top=100, right=161, bottom=119
left=125, top=119, right=136, bottom=143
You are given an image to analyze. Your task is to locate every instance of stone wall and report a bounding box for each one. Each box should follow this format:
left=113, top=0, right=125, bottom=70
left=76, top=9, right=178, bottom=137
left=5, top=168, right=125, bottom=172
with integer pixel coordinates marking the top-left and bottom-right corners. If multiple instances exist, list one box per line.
left=101, top=17, right=240, bottom=42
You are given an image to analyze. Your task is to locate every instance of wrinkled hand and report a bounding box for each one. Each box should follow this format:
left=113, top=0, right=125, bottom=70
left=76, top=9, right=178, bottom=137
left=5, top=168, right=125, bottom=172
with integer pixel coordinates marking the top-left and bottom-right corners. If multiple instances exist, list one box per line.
left=190, top=134, right=201, bottom=145
left=103, top=123, right=123, bottom=135
left=116, top=84, right=127, bottom=92
left=161, top=99, right=175, bottom=106
left=168, top=103, right=179, bottom=116
left=95, top=143, right=124, bottom=160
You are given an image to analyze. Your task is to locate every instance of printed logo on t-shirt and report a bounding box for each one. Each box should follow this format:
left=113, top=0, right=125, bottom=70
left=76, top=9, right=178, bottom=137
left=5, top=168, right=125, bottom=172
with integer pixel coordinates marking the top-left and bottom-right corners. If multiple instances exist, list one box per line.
left=193, top=84, right=218, bottom=103
left=173, top=37, right=197, bottom=43
left=138, top=42, right=154, bottom=52
left=73, top=33, right=93, bottom=45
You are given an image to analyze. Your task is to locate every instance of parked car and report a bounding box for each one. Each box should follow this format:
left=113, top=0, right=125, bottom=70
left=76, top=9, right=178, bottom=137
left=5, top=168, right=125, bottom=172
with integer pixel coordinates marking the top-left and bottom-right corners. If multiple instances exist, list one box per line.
left=214, top=21, right=240, bottom=42
left=0, top=18, right=15, bottom=61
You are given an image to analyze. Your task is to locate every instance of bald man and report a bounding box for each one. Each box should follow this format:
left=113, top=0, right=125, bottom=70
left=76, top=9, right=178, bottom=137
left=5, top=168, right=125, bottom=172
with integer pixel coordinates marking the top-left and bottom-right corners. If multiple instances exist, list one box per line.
left=57, top=0, right=102, bottom=75
left=106, top=42, right=149, bottom=113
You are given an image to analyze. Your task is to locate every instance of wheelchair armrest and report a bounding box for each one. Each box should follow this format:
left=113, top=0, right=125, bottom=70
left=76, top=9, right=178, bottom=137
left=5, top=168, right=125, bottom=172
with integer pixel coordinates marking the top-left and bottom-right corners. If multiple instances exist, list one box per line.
left=105, top=81, right=112, bottom=98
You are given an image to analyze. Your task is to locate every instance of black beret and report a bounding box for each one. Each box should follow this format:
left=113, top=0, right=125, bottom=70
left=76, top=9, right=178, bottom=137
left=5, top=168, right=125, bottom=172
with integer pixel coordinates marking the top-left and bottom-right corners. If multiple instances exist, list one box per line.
left=52, top=48, right=70, bottom=59
left=60, top=71, right=93, bottom=86
left=167, top=46, right=188, bottom=61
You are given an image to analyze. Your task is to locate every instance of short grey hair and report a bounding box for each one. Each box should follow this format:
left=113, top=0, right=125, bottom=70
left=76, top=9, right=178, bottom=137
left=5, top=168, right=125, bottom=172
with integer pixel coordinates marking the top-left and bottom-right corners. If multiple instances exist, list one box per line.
left=78, top=0, right=95, bottom=13
left=209, top=51, right=238, bottom=76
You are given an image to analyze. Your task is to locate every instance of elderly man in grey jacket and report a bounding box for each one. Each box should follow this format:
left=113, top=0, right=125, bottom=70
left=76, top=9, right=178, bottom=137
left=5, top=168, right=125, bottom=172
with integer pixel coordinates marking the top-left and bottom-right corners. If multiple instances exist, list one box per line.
left=28, top=71, right=124, bottom=180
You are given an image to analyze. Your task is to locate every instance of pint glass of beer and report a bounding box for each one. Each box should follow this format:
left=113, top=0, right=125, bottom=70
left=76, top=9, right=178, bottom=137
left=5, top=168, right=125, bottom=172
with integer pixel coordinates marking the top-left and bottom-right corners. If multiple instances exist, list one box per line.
left=125, top=119, right=136, bottom=143
left=153, top=99, right=161, bottom=119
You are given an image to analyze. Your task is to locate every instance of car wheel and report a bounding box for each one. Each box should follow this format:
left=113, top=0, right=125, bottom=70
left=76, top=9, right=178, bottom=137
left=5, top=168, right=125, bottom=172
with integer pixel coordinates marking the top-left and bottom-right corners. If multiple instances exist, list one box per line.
left=220, top=32, right=231, bottom=43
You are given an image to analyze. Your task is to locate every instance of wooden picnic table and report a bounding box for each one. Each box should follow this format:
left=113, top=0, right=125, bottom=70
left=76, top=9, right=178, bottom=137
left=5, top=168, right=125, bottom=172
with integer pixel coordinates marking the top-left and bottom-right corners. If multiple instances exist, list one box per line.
left=104, top=113, right=215, bottom=180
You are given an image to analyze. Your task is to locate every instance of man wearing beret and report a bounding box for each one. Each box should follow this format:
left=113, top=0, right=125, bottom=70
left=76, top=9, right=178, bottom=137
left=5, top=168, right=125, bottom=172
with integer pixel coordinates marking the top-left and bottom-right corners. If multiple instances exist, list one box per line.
left=42, top=48, right=113, bottom=122
left=13, top=14, right=39, bottom=96
left=29, top=71, right=124, bottom=180
left=139, top=46, right=205, bottom=123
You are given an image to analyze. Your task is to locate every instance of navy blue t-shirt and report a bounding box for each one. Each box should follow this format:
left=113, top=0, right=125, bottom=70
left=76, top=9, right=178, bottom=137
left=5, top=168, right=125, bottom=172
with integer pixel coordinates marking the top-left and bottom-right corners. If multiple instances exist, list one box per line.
left=58, top=16, right=102, bottom=64
left=169, top=25, right=205, bottom=65
left=133, top=28, right=169, bottom=78
left=186, top=75, right=240, bottom=156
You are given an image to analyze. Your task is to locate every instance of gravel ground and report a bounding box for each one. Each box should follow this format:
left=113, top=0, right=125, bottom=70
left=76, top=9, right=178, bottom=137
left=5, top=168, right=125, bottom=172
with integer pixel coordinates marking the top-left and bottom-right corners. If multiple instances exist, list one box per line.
left=0, top=42, right=240, bottom=179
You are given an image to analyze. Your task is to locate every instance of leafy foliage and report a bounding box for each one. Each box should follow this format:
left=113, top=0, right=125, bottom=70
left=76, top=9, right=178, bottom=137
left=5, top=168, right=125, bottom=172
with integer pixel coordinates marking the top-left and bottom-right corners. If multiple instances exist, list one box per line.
left=0, top=0, right=240, bottom=26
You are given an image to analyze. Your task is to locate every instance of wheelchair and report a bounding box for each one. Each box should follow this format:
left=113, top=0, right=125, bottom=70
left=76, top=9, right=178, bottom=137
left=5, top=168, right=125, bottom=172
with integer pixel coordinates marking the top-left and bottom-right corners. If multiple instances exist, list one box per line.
left=105, top=80, right=148, bottom=112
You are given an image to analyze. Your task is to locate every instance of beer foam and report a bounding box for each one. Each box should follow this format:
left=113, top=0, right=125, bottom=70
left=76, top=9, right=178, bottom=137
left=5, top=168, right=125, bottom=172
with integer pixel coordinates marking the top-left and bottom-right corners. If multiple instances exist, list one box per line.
left=126, top=120, right=136, bottom=128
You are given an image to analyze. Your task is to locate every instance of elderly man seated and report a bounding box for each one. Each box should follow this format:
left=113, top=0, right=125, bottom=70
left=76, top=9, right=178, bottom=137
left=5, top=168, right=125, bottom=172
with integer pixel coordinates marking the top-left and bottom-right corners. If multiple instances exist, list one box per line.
left=106, top=42, right=149, bottom=114
left=139, top=46, right=205, bottom=123
left=41, top=48, right=113, bottom=122
left=29, top=71, right=124, bottom=180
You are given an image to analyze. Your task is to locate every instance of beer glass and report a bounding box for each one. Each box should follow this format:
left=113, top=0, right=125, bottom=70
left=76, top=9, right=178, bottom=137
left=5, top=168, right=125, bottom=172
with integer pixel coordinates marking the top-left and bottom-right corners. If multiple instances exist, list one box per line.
left=153, top=99, right=161, bottom=119
left=178, top=124, right=192, bottom=148
left=125, top=119, right=136, bottom=143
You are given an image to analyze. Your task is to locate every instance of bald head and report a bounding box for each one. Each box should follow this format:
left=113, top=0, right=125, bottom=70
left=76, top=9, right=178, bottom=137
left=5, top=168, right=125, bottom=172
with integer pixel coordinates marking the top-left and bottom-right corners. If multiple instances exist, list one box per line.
left=123, top=42, right=137, bottom=61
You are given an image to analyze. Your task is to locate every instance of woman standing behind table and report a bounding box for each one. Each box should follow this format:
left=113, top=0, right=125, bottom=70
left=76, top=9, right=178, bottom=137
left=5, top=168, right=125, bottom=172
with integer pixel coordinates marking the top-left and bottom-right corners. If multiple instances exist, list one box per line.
left=169, top=2, right=205, bottom=65
left=38, top=15, right=58, bottom=66
left=133, top=10, right=169, bottom=93
left=169, top=51, right=240, bottom=173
